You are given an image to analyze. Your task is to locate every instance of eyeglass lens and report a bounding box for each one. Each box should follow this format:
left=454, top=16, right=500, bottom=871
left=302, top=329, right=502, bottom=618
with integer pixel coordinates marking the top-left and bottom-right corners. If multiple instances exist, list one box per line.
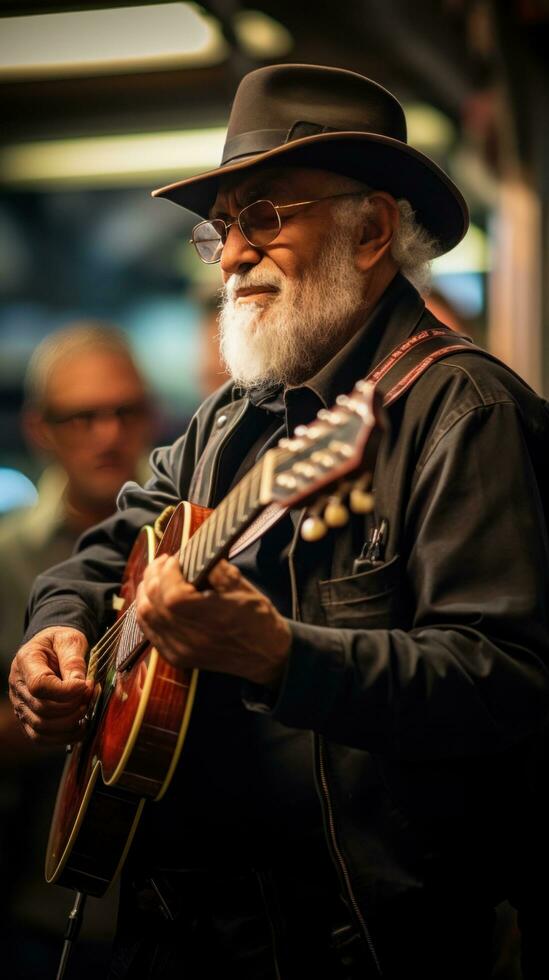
left=192, top=200, right=282, bottom=263
left=193, top=219, right=226, bottom=264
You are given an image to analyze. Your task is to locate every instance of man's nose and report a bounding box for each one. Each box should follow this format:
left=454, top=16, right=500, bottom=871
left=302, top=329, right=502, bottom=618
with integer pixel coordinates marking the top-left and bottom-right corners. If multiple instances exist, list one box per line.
left=220, top=222, right=262, bottom=277
left=91, top=412, right=125, bottom=444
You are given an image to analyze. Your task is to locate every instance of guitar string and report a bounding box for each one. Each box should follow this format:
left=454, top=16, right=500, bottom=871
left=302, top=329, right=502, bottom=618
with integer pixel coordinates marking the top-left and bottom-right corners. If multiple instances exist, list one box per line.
left=87, top=612, right=131, bottom=674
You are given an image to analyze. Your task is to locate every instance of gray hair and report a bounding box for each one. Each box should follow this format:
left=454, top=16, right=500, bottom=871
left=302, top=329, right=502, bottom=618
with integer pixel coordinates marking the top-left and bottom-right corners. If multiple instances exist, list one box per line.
left=390, top=199, right=439, bottom=293
left=332, top=191, right=439, bottom=294
left=25, top=320, right=140, bottom=410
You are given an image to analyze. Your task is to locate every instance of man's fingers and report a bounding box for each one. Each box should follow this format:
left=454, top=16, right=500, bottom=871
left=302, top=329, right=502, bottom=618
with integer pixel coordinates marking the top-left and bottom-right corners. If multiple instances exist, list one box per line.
left=12, top=682, right=89, bottom=718
left=28, top=671, right=90, bottom=702
left=19, top=719, right=87, bottom=746
left=16, top=701, right=87, bottom=736
left=10, top=653, right=88, bottom=705
left=209, top=560, right=256, bottom=594
left=54, top=628, right=89, bottom=682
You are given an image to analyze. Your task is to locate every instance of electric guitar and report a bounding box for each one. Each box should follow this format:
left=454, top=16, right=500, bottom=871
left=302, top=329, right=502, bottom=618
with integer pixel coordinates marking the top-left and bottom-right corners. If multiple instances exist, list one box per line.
left=46, top=381, right=383, bottom=896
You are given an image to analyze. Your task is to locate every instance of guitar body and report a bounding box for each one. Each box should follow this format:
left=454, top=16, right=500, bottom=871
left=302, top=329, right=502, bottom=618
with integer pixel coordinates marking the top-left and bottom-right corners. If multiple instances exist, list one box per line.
left=45, top=501, right=208, bottom=896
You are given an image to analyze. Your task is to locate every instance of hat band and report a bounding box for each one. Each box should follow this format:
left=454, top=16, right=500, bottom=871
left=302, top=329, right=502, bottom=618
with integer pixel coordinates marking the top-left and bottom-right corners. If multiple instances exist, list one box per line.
left=222, top=121, right=337, bottom=166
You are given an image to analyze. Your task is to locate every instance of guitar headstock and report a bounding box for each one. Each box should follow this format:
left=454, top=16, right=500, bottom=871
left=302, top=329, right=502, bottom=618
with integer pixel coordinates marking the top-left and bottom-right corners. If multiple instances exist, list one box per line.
left=262, top=380, right=385, bottom=540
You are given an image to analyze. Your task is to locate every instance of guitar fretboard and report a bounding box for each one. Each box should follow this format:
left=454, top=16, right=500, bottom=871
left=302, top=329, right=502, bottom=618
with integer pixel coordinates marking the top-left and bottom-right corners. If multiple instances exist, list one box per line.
left=111, top=453, right=278, bottom=671
left=181, top=454, right=272, bottom=587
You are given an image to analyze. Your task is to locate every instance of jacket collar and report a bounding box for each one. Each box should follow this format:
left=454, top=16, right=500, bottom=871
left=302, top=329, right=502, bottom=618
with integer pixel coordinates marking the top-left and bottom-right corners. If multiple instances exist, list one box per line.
left=297, top=272, right=426, bottom=410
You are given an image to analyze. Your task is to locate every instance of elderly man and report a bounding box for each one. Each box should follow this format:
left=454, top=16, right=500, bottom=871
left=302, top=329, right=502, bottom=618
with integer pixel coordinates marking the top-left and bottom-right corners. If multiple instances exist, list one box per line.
left=9, top=65, right=549, bottom=979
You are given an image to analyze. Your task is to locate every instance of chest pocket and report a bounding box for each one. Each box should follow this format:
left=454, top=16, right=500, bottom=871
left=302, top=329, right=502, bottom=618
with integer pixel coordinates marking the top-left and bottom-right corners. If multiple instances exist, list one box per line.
left=319, top=554, right=402, bottom=630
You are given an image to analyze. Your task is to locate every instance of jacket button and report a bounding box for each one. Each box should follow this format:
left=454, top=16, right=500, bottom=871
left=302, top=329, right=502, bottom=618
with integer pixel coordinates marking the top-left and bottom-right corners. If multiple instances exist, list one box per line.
left=216, top=414, right=228, bottom=429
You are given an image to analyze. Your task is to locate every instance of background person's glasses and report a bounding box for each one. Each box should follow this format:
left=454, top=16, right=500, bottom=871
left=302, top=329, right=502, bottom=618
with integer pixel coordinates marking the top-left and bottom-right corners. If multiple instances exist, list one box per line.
left=44, top=400, right=150, bottom=436
left=190, top=192, right=367, bottom=264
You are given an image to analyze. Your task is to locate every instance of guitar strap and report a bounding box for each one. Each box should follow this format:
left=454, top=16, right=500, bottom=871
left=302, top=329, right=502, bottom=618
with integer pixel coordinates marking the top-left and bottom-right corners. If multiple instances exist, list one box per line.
left=228, top=327, right=474, bottom=558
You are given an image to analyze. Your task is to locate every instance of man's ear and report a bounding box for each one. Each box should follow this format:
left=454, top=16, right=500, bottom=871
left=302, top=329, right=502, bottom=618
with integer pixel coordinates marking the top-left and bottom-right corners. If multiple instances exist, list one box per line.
left=22, top=410, right=55, bottom=455
left=355, top=193, right=400, bottom=272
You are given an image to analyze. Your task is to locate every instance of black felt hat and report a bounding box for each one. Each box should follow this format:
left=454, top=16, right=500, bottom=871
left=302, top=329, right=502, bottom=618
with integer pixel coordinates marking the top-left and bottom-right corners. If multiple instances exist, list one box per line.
left=152, top=63, right=468, bottom=255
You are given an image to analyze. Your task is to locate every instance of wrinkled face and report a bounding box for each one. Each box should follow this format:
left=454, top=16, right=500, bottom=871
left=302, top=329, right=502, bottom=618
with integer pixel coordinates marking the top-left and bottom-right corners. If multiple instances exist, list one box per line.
left=212, top=166, right=368, bottom=387
left=33, top=351, right=151, bottom=510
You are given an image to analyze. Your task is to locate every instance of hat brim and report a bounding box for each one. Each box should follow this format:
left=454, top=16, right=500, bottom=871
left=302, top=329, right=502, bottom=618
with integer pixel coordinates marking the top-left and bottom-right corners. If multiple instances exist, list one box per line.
left=152, top=130, right=469, bottom=255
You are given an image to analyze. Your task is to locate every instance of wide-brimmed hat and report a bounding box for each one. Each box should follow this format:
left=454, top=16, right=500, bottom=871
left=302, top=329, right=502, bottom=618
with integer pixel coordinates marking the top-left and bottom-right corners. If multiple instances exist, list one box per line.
left=152, top=63, right=468, bottom=255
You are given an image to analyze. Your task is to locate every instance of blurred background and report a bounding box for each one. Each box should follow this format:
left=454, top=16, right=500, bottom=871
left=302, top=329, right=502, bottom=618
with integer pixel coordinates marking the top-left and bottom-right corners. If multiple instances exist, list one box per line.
left=0, top=0, right=548, bottom=510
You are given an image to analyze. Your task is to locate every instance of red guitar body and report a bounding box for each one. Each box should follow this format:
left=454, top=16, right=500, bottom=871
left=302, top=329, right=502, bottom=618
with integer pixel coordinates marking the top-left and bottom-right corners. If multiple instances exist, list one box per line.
left=46, top=501, right=208, bottom=896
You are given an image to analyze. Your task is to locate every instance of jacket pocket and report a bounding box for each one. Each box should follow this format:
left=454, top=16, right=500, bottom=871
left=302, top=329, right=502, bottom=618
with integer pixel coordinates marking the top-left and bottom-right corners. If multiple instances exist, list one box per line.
left=319, top=554, right=402, bottom=629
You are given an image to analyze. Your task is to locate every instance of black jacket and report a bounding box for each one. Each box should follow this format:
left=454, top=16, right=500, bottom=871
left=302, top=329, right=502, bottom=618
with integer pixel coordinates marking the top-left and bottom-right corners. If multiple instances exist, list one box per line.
left=24, top=275, right=549, bottom=946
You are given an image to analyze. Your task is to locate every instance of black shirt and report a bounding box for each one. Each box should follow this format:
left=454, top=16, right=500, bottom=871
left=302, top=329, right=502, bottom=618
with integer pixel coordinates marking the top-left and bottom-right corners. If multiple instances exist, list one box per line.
left=143, top=388, right=324, bottom=871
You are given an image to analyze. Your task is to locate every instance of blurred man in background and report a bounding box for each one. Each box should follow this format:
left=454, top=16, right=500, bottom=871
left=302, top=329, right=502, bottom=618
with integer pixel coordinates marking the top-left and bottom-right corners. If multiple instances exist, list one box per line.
left=0, top=320, right=152, bottom=978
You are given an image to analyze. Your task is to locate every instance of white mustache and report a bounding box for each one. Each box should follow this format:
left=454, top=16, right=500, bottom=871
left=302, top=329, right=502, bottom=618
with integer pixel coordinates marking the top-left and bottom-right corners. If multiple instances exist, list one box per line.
left=223, top=270, right=283, bottom=302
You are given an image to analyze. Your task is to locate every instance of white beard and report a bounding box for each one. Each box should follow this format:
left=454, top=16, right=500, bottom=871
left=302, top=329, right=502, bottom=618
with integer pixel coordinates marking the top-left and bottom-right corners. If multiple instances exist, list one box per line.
left=218, top=225, right=366, bottom=388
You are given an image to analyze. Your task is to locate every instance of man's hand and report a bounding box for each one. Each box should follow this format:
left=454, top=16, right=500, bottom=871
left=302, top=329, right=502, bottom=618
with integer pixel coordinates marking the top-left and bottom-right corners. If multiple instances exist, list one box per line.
left=9, top=627, right=93, bottom=744
left=136, top=555, right=291, bottom=688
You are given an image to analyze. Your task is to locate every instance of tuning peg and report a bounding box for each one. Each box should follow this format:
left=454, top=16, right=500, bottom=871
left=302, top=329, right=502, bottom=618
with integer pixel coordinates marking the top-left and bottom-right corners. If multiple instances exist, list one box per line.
left=335, top=394, right=351, bottom=408
left=350, top=488, right=375, bottom=514
left=349, top=473, right=375, bottom=514
left=292, top=461, right=317, bottom=479
left=301, top=515, right=328, bottom=542
left=328, top=440, right=354, bottom=458
left=355, top=379, right=374, bottom=395
left=324, top=496, right=349, bottom=527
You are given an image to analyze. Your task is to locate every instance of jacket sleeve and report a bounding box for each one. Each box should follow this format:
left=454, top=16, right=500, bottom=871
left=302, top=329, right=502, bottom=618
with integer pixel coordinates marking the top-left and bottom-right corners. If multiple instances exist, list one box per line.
left=22, top=422, right=199, bottom=646
left=268, top=400, right=549, bottom=758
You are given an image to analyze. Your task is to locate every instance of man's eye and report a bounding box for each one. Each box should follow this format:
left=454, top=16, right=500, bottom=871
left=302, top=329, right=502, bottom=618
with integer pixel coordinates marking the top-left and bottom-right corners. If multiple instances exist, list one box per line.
left=117, top=405, right=142, bottom=421
left=66, top=412, right=94, bottom=426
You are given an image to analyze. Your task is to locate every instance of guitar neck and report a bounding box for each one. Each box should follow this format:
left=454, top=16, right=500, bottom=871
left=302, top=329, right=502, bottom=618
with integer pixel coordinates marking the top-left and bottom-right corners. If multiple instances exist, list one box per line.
left=180, top=451, right=277, bottom=589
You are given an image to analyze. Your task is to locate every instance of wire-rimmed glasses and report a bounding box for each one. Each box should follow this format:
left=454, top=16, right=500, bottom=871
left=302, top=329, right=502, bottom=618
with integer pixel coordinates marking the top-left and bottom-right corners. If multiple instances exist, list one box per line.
left=190, top=193, right=366, bottom=264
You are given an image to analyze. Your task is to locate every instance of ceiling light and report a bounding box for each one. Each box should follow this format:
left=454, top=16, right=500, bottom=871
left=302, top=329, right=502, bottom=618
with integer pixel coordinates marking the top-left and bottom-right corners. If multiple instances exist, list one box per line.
left=0, top=128, right=227, bottom=189
left=0, top=3, right=228, bottom=79
left=233, top=10, right=293, bottom=59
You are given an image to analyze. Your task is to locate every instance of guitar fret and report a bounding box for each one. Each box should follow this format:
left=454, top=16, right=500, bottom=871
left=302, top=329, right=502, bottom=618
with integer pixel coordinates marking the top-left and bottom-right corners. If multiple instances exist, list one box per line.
left=180, top=539, right=192, bottom=580
left=194, top=521, right=207, bottom=575
left=244, top=465, right=260, bottom=518
left=187, top=528, right=200, bottom=582
left=205, top=511, right=216, bottom=561
left=214, top=499, right=229, bottom=552
left=236, top=477, right=249, bottom=524
left=243, top=469, right=257, bottom=517
left=249, top=462, right=262, bottom=508
left=237, top=467, right=256, bottom=524
left=226, top=485, right=238, bottom=536
left=216, top=500, right=231, bottom=552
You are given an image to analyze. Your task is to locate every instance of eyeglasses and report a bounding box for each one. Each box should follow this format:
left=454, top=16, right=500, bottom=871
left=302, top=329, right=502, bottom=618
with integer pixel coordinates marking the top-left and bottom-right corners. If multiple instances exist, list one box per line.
left=190, top=192, right=366, bottom=264
left=44, top=400, right=149, bottom=435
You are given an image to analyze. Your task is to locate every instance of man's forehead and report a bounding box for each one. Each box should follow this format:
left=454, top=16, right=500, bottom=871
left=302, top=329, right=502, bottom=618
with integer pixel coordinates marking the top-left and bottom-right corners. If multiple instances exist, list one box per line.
left=211, top=165, right=354, bottom=215
left=212, top=167, right=295, bottom=215
left=45, top=351, right=143, bottom=402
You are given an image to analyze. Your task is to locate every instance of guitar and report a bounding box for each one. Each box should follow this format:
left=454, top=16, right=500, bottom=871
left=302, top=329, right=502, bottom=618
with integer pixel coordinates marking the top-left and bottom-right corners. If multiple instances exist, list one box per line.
left=46, top=381, right=383, bottom=897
